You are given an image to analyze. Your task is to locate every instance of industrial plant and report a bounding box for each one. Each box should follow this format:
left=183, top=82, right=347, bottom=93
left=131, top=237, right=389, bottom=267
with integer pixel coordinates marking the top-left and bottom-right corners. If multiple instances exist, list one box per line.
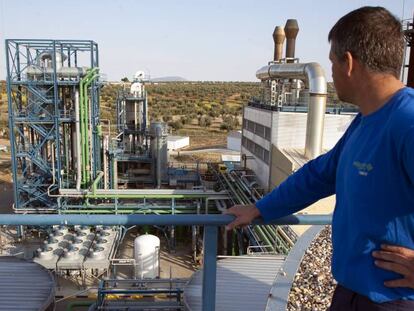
left=0, top=15, right=413, bottom=311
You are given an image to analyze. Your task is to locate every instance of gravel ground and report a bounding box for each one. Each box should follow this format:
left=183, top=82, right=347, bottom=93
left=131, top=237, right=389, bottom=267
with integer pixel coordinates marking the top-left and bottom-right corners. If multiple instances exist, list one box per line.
left=288, top=226, right=336, bottom=311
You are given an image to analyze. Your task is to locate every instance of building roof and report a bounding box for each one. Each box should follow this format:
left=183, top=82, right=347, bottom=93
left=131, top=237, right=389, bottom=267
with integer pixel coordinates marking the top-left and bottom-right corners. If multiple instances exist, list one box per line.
left=221, top=154, right=241, bottom=162
left=0, top=256, right=55, bottom=311
left=227, top=131, right=242, bottom=139
left=184, top=255, right=285, bottom=311
left=167, top=136, right=189, bottom=142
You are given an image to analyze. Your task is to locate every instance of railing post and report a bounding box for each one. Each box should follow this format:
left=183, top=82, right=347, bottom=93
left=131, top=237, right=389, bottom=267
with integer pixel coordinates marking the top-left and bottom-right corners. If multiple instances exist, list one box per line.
left=202, top=225, right=218, bottom=311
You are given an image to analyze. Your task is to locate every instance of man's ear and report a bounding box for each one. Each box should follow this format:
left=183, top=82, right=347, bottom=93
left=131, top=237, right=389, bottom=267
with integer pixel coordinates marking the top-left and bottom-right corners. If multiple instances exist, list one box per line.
left=344, top=51, right=353, bottom=77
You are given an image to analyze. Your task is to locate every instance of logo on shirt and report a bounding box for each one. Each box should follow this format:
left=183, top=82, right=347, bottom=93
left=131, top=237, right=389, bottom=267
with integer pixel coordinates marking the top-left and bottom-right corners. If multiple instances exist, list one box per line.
left=353, top=161, right=373, bottom=176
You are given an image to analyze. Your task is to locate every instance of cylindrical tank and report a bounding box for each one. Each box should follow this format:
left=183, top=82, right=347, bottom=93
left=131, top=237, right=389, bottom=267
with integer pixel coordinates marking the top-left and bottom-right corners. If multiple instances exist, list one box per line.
left=36, top=50, right=67, bottom=70
left=134, top=234, right=160, bottom=279
left=150, top=122, right=168, bottom=188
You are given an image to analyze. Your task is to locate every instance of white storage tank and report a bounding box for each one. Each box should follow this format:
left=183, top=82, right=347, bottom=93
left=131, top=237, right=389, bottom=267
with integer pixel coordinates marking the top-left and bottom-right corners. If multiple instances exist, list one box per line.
left=134, top=234, right=160, bottom=279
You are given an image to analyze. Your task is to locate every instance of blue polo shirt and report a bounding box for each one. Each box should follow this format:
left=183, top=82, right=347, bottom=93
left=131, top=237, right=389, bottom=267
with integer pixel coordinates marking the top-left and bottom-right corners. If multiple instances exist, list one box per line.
left=256, top=87, right=414, bottom=302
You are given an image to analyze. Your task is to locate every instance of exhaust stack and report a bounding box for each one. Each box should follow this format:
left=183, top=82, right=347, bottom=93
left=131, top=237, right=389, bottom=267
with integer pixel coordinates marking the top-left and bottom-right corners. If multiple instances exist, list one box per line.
left=284, top=19, right=299, bottom=61
left=273, top=26, right=285, bottom=62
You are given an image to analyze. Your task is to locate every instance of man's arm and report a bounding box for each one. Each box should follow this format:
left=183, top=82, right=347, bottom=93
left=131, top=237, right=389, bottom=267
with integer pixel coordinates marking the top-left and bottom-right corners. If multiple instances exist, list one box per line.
left=373, top=245, right=414, bottom=289
left=225, top=115, right=360, bottom=230
left=225, top=148, right=339, bottom=230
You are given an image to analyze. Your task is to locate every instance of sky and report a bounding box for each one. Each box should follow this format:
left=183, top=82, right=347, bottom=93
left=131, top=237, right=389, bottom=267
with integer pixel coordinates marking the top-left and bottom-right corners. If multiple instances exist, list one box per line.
left=1, top=0, right=414, bottom=82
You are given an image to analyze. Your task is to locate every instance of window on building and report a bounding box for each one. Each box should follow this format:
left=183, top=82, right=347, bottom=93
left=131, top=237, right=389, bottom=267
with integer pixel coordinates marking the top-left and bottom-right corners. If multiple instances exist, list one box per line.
left=243, top=119, right=271, bottom=141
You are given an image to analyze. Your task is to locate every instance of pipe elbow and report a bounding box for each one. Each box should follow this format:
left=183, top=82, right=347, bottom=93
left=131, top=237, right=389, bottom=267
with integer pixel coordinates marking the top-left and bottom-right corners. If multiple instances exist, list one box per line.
left=303, top=62, right=327, bottom=95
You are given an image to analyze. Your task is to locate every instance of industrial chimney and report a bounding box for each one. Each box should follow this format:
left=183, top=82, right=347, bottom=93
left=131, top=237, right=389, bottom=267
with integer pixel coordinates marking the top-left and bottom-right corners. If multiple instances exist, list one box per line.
left=284, top=19, right=299, bottom=62
left=273, top=26, right=285, bottom=62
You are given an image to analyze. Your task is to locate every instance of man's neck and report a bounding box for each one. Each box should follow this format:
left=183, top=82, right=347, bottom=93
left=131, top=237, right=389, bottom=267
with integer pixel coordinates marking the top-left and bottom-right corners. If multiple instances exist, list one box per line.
left=353, top=74, right=405, bottom=116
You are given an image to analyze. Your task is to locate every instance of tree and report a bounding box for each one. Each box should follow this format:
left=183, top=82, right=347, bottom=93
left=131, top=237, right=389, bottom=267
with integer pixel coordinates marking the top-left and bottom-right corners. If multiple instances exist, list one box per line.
left=168, top=120, right=183, bottom=131
left=121, top=77, right=129, bottom=83
left=198, top=115, right=212, bottom=127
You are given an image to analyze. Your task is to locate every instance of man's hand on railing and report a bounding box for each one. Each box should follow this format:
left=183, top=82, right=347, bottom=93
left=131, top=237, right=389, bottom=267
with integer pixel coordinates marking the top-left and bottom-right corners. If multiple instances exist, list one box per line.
left=224, top=204, right=261, bottom=231
left=372, top=244, right=414, bottom=289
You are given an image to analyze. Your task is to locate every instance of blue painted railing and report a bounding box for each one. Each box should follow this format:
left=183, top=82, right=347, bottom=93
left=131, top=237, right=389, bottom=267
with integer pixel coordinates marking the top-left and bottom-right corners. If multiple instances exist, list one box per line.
left=0, top=214, right=332, bottom=311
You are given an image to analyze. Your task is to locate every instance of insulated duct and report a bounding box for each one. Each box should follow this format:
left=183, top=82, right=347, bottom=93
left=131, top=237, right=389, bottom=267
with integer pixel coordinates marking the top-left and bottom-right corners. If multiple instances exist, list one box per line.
left=256, top=62, right=327, bottom=159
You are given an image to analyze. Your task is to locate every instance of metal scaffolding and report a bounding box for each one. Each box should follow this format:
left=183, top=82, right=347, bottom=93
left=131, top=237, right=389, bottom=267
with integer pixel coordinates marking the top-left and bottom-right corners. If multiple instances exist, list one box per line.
left=5, top=39, right=100, bottom=211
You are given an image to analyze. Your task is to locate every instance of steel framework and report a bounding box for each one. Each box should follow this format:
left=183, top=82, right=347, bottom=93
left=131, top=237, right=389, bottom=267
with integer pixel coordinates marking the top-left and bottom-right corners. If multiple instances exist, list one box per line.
left=5, top=39, right=100, bottom=211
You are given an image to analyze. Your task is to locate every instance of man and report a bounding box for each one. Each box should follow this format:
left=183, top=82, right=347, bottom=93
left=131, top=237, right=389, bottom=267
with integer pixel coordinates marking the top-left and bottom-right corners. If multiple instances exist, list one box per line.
left=226, top=6, right=414, bottom=310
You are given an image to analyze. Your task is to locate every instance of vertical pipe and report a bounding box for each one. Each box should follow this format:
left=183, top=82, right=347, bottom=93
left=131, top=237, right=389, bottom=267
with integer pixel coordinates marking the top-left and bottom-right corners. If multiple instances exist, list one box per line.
left=144, top=92, right=148, bottom=132
left=52, top=41, right=62, bottom=189
left=272, top=26, right=285, bottom=62
left=103, top=135, right=109, bottom=190
left=80, top=75, right=86, bottom=186
left=83, top=72, right=99, bottom=184
left=156, top=126, right=161, bottom=189
left=113, top=158, right=118, bottom=189
left=202, top=226, right=218, bottom=311
left=305, top=95, right=326, bottom=159
left=284, top=19, right=299, bottom=62
left=75, top=90, right=82, bottom=190
left=5, top=40, right=20, bottom=210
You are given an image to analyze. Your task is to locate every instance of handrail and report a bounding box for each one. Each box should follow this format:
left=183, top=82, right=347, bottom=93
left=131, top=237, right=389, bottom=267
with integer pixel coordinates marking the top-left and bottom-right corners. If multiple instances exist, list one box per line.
left=2, top=214, right=332, bottom=311
left=0, top=214, right=331, bottom=226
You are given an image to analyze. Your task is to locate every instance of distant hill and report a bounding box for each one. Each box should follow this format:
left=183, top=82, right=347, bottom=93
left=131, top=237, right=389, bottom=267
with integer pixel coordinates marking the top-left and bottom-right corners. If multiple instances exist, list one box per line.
left=151, top=76, right=187, bottom=82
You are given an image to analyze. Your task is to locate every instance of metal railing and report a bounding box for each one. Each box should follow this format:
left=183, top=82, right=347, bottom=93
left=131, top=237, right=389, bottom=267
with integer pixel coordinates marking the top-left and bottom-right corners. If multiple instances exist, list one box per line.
left=0, top=214, right=332, bottom=311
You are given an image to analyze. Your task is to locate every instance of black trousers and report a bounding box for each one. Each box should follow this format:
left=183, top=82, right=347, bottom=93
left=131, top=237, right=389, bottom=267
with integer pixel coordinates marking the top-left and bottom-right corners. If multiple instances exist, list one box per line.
left=329, top=285, right=414, bottom=311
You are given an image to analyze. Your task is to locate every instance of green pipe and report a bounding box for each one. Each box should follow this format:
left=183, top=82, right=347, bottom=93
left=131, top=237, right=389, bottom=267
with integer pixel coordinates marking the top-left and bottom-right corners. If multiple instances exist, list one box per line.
left=60, top=209, right=200, bottom=214
left=66, top=300, right=95, bottom=311
left=79, top=75, right=85, bottom=186
left=79, top=70, right=94, bottom=186
left=91, top=171, right=104, bottom=195
left=79, top=68, right=99, bottom=187
left=232, top=175, right=253, bottom=203
left=80, top=69, right=97, bottom=183
left=221, top=174, right=246, bottom=204
left=83, top=72, right=99, bottom=184
left=85, top=194, right=214, bottom=199
left=65, top=204, right=198, bottom=209
left=254, top=225, right=274, bottom=252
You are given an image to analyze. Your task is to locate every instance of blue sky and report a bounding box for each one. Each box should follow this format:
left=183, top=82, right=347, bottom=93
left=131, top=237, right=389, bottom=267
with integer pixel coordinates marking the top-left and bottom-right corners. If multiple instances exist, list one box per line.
left=1, top=0, right=413, bottom=82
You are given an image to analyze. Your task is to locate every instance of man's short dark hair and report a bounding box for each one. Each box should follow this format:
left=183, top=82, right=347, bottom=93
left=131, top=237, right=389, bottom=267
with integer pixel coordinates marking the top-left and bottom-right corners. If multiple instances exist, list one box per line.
left=328, top=6, right=404, bottom=78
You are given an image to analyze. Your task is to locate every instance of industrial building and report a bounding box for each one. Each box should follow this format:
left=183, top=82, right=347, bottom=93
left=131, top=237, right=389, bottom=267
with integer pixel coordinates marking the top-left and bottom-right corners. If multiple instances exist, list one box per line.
left=241, top=20, right=355, bottom=191
left=1, top=14, right=414, bottom=311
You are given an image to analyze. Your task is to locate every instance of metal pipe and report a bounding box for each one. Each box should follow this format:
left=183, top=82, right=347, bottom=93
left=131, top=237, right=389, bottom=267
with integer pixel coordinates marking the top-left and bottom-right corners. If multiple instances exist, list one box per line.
left=91, top=171, right=104, bottom=195
left=273, top=26, right=285, bottom=61
left=103, top=135, right=109, bottom=190
left=84, top=73, right=99, bottom=184
left=284, top=19, right=299, bottom=61
left=256, top=62, right=327, bottom=159
left=27, top=66, right=88, bottom=78
left=59, top=189, right=227, bottom=196
left=60, top=209, right=199, bottom=214
left=79, top=68, right=99, bottom=186
left=156, top=126, right=161, bottom=188
left=75, top=90, right=82, bottom=191
left=0, top=214, right=332, bottom=227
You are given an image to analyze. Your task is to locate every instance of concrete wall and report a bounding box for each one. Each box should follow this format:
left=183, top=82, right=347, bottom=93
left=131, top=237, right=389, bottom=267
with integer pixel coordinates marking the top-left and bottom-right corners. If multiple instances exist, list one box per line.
left=241, top=146, right=269, bottom=189
left=167, top=136, right=189, bottom=150
left=269, top=146, right=294, bottom=190
left=227, top=136, right=241, bottom=151
left=243, top=107, right=272, bottom=127
left=271, top=112, right=354, bottom=150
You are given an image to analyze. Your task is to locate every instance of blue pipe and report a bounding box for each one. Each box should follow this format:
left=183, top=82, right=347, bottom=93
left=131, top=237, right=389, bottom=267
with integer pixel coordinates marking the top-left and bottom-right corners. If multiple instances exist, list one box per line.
left=0, top=214, right=332, bottom=226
